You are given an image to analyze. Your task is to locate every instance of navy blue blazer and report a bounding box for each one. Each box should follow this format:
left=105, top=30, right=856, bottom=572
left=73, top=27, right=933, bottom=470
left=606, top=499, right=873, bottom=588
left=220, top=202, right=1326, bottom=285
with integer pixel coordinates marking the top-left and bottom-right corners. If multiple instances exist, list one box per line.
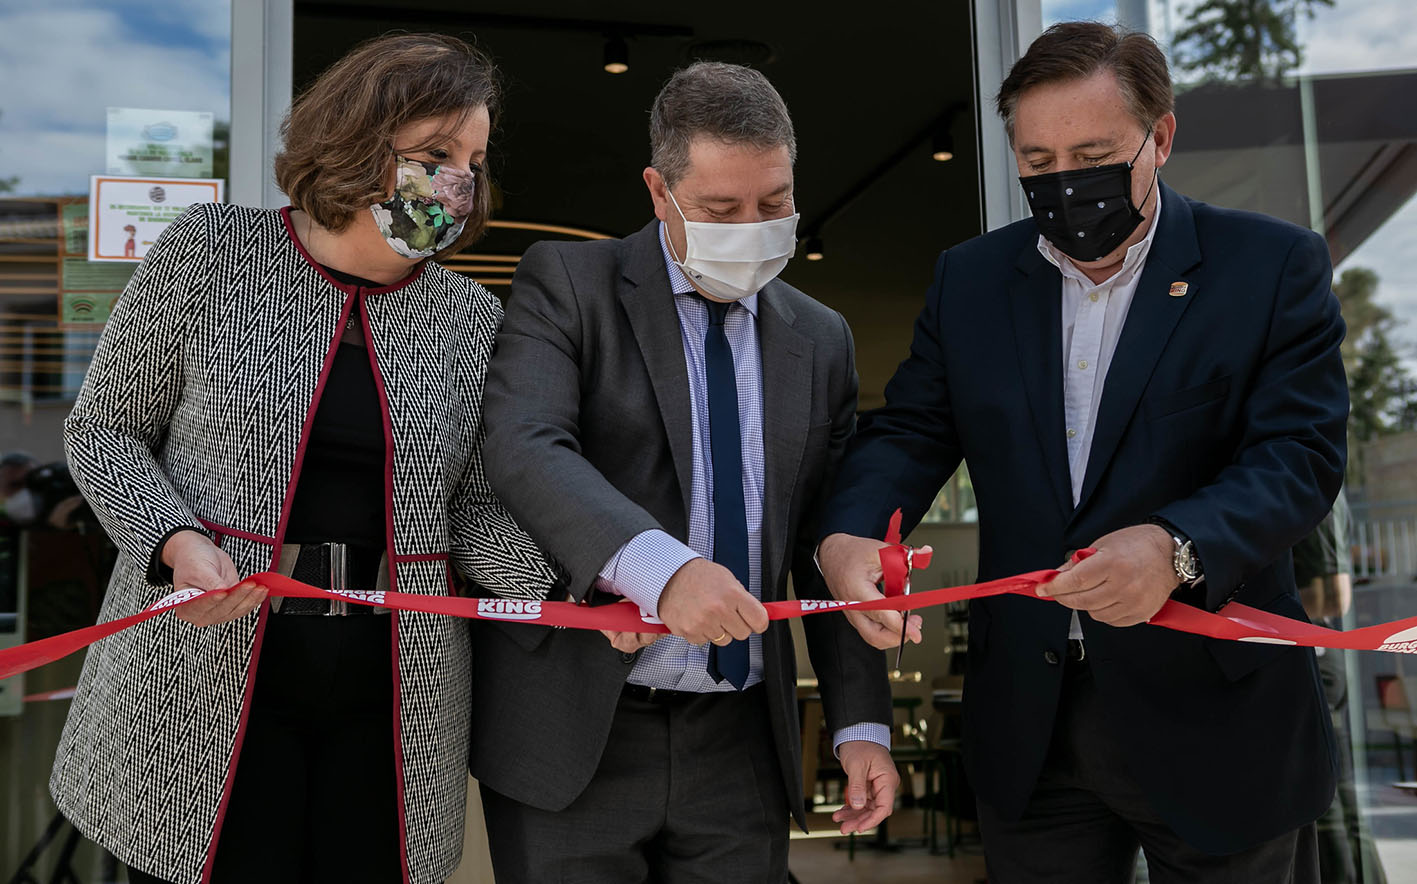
left=821, top=182, right=1346, bottom=854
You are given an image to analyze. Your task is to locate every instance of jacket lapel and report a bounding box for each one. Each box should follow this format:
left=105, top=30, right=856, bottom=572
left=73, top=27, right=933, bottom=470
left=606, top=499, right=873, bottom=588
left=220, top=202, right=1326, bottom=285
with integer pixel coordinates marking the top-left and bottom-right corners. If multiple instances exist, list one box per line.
left=758, top=283, right=812, bottom=600
left=618, top=220, right=695, bottom=521
left=1074, top=184, right=1203, bottom=513
left=1008, top=243, right=1074, bottom=521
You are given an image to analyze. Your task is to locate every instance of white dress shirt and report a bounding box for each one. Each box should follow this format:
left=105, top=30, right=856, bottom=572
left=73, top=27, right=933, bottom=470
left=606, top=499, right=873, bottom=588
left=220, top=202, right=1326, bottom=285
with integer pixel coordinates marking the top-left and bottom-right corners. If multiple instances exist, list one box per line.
left=1039, top=190, right=1163, bottom=640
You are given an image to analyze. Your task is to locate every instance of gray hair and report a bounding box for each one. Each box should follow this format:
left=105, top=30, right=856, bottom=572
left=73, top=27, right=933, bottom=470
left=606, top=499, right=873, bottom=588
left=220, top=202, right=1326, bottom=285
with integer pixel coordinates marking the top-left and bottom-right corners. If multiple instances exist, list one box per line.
left=649, top=61, right=797, bottom=188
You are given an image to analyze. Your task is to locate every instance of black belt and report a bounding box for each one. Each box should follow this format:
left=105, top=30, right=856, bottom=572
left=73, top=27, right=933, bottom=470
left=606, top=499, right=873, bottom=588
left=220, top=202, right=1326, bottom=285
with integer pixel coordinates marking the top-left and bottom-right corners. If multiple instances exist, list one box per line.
left=274, top=542, right=388, bottom=616
left=621, top=682, right=763, bottom=704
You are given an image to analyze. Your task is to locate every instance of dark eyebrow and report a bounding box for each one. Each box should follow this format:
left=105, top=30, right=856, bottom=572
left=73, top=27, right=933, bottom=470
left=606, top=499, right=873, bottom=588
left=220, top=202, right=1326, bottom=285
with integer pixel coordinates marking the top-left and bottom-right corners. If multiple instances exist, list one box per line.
left=694, top=183, right=791, bottom=204
left=1020, top=139, right=1117, bottom=155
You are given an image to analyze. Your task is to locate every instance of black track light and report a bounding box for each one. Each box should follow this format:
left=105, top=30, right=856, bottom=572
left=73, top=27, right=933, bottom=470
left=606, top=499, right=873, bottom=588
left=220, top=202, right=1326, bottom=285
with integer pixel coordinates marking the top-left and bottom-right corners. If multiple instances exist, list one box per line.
left=603, top=34, right=629, bottom=74
left=931, top=125, right=955, bottom=162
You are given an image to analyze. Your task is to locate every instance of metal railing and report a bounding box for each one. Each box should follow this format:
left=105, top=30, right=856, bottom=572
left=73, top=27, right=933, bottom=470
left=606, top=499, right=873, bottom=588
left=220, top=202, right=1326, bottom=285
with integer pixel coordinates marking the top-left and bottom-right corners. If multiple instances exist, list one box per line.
left=1351, top=502, right=1417, bottom=581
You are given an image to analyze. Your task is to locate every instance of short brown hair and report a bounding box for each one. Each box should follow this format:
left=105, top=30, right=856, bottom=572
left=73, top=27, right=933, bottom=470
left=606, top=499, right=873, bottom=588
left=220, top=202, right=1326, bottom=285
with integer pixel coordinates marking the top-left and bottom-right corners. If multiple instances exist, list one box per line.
left=996, top=22, right=1174, bottom=142
left=650, top=62, right=796, bottom=188
left=274, top=32, right=501, bottom=257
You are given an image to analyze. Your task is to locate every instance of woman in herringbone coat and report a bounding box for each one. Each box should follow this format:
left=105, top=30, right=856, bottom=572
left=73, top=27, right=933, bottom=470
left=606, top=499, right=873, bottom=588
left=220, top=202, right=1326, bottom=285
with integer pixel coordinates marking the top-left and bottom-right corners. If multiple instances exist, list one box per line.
left=49, top=34, right=554, bottom=884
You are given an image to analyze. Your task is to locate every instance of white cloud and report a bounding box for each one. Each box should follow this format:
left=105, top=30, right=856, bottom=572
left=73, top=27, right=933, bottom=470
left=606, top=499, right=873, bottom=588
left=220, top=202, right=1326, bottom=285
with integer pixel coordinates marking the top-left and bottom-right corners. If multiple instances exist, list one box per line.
left=1167, top=0, right=1417, bottom=76
left=1299, top=0, right=1417, bottom=76
left=0, top=2, right=230, bottom=198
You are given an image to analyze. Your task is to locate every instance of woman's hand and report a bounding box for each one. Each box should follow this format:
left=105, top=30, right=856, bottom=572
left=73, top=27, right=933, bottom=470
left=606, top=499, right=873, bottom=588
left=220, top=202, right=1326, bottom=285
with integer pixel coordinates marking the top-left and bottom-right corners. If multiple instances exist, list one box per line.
left=161, top=530, right=267, bottom=626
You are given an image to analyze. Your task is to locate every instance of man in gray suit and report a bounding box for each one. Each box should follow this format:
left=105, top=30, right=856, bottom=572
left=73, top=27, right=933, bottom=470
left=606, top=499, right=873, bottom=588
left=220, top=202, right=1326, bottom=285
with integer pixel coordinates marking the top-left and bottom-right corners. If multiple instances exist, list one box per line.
left=473, top=62, right=896, bottom=882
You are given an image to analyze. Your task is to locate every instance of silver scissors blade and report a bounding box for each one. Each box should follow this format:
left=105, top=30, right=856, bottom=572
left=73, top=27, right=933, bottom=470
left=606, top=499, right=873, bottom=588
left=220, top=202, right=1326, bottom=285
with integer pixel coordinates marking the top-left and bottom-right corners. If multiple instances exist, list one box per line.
left=894, top=548, right=914, bottom=670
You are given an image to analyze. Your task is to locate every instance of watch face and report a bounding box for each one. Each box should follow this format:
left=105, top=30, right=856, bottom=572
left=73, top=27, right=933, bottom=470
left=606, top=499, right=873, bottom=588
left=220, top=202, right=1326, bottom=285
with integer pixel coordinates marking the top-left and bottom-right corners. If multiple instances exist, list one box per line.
left=1178, top=542, right=1199, bottom=581
left=1174, top=539, right=1199, bottom=582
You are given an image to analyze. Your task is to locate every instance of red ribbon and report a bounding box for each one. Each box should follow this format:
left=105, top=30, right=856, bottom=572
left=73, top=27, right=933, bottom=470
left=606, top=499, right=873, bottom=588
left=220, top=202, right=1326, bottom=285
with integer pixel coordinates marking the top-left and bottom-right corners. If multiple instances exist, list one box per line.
left=878, top=508, right=933, bottom=597
left=3, top=539, right=1416, bottom=684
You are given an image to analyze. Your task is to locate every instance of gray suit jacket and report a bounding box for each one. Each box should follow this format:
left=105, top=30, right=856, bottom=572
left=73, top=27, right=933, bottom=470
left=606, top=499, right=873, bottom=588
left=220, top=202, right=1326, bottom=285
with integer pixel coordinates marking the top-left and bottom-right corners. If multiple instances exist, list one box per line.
left=472, top=219, right=892, bottom=827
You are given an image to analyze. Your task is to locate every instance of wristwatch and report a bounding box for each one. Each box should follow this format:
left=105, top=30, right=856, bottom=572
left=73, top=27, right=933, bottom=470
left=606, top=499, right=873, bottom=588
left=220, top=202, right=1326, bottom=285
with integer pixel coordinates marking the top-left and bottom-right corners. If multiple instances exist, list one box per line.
left=1150, top=518, right=1203, bottom=586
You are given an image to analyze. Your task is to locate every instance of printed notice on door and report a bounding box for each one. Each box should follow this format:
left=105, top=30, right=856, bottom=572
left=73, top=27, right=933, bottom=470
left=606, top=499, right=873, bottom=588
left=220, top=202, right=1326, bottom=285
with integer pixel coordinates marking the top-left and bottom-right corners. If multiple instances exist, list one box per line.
left=87, top=175, right=223, bottom=263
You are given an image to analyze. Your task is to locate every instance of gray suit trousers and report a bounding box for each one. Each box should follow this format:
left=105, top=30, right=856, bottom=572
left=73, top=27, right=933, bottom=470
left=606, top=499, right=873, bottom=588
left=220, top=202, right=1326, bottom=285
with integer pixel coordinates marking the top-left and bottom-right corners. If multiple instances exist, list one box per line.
left=480, top=685, right=789, bottom=884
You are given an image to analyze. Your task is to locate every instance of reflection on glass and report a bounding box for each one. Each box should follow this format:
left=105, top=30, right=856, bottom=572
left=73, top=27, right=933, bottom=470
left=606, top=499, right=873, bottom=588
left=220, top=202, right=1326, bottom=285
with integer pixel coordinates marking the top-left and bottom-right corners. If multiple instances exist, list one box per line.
left=0, top=3, right=231, bottom=881
left=0, top=0, right=232, bottom=409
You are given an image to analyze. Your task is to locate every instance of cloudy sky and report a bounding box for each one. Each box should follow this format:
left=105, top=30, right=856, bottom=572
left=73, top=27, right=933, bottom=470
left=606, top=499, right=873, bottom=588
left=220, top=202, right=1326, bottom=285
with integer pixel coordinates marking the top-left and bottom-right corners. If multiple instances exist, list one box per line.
left=0, top=0, right=229, bottom=196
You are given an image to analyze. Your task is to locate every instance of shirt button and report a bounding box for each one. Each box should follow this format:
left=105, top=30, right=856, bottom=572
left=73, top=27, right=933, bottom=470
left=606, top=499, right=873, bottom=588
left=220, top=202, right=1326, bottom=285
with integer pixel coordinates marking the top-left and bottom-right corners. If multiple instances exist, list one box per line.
left=1089, top=292, right=1099, bottom=302
left=620, top=653, right=637, bottom=664
left=1078, top=360, right=1088, bottom=370
left=1066, top=428, right=1077, bottom=439
left=1044, top=649, right=1061, bottom=665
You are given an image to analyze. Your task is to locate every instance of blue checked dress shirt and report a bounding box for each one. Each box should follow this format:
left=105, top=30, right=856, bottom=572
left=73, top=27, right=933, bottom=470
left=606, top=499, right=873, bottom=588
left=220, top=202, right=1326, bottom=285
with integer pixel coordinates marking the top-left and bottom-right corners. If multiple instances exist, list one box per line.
left=595, top=223, right=889, bottom=753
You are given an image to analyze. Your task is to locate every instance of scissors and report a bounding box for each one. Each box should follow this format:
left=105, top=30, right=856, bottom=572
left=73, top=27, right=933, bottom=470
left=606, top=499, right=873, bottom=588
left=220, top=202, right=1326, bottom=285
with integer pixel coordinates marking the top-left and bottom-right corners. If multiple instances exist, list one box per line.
left=894, top=547, right=915, bottom=670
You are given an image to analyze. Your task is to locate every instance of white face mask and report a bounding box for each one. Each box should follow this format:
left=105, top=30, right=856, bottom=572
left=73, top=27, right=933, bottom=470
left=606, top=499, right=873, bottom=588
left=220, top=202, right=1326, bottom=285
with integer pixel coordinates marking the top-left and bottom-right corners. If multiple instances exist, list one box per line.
left=665, top=189, right=800, bottom=302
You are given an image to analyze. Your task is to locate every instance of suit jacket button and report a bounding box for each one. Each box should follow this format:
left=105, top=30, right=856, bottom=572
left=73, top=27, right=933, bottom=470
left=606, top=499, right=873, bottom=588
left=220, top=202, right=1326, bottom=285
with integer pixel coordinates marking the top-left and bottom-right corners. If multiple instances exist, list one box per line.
left=621, top=652, right=637, bottom=664
left=1044, top=649, right=1060, bottom=666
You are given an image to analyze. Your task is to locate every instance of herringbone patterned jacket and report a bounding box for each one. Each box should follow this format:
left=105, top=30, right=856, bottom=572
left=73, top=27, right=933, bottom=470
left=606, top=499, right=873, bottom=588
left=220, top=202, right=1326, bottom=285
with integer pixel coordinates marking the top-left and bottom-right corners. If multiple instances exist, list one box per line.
left=50, top=202, right=555, bottom=883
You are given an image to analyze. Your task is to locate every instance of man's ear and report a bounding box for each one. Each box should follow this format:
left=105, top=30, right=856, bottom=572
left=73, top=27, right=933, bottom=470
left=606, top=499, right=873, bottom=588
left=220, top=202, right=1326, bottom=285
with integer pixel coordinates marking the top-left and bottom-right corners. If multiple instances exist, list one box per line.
left=1152, top=112, right=1178, bottom=170
left=643, top=166, right=669, bottom=222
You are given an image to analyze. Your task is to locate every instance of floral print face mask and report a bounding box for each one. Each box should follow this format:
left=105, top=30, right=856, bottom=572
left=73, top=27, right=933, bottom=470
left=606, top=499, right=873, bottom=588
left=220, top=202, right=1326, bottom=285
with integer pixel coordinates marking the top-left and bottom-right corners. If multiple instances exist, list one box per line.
left=370, top=156, right=477, bottom=259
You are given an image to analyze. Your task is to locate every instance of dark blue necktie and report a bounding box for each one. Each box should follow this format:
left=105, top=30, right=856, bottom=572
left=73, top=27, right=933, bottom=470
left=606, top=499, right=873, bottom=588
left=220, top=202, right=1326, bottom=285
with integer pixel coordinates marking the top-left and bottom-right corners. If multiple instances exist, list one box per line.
left=703, top=299, right=749, bottom=690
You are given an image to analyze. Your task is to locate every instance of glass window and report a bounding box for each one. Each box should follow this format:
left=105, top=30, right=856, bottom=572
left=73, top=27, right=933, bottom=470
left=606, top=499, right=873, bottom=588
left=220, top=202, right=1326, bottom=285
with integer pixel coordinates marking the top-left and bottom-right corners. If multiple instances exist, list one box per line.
left=0, top=0, right=231, bottom=440
left=0, top=4, right=232, bottom=880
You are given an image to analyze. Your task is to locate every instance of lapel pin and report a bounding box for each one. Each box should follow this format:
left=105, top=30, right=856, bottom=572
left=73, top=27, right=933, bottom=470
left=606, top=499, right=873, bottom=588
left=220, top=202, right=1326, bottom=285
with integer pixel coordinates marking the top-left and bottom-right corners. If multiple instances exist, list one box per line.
left=1169, top=281, right=1189, bottom=298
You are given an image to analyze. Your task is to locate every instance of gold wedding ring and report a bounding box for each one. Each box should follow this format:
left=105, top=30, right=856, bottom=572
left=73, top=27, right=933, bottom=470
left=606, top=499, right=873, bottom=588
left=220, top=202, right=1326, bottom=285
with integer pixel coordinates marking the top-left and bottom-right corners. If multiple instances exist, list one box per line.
left=712, top=632, right=729, bottom=644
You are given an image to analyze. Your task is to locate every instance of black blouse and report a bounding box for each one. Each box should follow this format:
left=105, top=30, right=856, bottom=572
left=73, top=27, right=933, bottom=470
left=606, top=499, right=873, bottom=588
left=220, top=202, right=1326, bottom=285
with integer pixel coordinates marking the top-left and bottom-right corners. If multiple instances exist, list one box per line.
left=147, top=265, right=401, bottom=580
left=282, top=266, right=391, bottom=547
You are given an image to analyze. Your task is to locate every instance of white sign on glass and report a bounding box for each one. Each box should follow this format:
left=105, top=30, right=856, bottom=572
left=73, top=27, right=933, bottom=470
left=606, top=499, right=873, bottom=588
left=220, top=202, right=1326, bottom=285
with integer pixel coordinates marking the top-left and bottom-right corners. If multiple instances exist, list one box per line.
left=87, top=175, right=224, bottom=263
left=106, top=107, right=215, bottom=178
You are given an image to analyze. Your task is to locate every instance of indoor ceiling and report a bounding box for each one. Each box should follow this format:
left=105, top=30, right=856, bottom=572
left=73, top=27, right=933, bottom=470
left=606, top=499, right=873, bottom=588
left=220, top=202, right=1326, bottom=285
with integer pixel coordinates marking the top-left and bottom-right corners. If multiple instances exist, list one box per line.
left=292, top=0, right=984, bottom=407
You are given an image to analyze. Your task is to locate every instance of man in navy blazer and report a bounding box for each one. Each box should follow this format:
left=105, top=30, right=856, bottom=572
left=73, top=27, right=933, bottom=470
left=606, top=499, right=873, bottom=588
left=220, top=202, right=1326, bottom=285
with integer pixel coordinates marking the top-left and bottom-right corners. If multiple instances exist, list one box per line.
left=817, top=22, right=1347, bottom=882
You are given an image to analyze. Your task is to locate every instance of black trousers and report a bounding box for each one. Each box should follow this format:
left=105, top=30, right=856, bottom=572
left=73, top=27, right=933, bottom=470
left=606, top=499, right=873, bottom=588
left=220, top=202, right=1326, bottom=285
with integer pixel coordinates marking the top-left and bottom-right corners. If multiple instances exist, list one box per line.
left=977, top=655, right=1320, bottom=884
left=129, top=613, right=400, bottom=884
left=480, top=684, right=790, bottom=884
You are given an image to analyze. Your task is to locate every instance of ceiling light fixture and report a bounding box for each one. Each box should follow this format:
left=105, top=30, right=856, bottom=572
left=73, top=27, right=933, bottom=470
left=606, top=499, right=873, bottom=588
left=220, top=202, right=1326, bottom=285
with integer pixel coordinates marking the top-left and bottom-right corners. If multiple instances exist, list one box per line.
left=804, top=235, right=824, bottom=261
left=603, top=34, right=629, bottom=74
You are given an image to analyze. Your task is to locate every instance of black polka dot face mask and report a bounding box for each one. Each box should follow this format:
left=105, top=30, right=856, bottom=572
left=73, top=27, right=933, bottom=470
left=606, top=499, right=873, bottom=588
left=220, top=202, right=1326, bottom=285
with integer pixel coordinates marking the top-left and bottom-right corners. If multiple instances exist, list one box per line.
left=1020, top=131, right=1155, bottom=263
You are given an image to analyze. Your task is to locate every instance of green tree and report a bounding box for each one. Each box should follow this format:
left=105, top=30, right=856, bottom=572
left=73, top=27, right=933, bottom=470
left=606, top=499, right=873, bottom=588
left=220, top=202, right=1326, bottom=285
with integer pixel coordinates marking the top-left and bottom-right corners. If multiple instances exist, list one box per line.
left=1334, top=266, right=1416, bottom=450
left=1173, top=0, right=1335, bottom=81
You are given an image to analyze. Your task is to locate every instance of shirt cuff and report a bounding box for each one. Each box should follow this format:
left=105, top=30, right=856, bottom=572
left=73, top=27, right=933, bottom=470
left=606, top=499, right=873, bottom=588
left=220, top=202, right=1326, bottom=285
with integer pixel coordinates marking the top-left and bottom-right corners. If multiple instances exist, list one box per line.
left=833, top=723, right=892, bottom=757
left=595, top=529, right=701, bottom=616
